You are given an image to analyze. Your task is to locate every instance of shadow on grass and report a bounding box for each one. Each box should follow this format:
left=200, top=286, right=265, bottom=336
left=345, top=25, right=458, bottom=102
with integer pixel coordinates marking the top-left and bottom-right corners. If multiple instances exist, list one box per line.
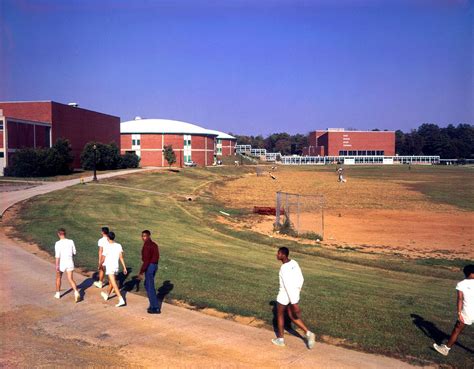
left=156, top=280, right=174, bottom=312
left=411, top=314, right=474, bottom=354
left=269, top=301, right=304, bottom=341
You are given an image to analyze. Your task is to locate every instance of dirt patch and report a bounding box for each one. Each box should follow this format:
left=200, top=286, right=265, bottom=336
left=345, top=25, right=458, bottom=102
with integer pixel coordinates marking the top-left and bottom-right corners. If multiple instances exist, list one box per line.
left=214, top=170, right=474, bottom=259
left=0, top=305, right=135, bottom=368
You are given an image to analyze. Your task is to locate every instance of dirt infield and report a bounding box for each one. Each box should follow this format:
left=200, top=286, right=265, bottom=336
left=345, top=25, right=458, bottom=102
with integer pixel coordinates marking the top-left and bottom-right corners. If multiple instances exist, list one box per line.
left=214, top=169, right=474, bottom=259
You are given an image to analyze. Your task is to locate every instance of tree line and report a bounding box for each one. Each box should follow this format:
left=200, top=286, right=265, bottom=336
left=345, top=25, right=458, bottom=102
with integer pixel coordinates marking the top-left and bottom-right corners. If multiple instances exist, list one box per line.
left=233, top=123, right=473, bottom=158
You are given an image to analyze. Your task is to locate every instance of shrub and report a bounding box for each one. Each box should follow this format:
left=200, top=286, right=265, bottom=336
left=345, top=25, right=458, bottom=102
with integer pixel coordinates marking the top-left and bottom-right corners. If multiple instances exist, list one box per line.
left=163, top=145, right=176, bottom=167
left=81, top=142, right=121, bottom=170
left=119, top=152, right=140, bottom=169
left=4, top=138, right=73, bottom=177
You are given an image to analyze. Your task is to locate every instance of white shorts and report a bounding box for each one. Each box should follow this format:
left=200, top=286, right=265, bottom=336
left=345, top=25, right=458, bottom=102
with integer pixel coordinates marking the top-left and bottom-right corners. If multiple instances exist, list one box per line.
left=461, top=310, right=473, bottom=325
left=59, top=261, right=74, bottom=273
left=277, top=288, right=301, bottom=306
left=105, top=266, right=119, bottom=276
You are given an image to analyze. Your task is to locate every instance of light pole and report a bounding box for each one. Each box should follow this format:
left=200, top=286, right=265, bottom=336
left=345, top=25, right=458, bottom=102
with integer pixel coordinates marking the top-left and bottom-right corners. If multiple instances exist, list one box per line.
left=92, top=144, right=98, bottom=182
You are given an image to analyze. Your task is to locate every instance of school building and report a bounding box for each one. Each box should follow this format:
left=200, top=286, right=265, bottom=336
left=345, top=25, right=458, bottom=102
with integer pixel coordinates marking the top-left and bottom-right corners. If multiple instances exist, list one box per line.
left=0, top=101, right=120, bottom=174
left=120, top=117, right=236, bottom=167
left=303, top=128, right=395, bottom=157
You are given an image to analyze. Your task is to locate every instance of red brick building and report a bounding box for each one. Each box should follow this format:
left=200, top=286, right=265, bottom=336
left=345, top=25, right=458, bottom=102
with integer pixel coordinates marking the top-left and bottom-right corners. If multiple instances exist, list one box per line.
left=303, top=129, right=395, bottom=156
left=0, top=101, right=120, bottom=174
left=207, top=130, right=236, bottom=156
left=120, top=118, right=218, bottom=167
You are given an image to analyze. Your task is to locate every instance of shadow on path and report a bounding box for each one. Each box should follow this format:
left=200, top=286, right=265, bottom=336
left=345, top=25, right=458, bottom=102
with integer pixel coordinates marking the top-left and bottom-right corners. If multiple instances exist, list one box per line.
left=269, top=300, right=304, bottom=341
left=157, top=280, right=174, bottom=312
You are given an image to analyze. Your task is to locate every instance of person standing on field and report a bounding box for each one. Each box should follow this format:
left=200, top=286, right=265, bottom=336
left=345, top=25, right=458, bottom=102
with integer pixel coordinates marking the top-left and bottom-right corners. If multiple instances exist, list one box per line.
left=138, top=230, right=160, bottom=314
left=94, top=226, right=109, bottom=288
left=54, top=228, right=81, bottom=302
left=272, top=247, right=316, bottom=349
left=99, top=231, right=127, bottom=307
left=433, top=264, right=474, bottom=356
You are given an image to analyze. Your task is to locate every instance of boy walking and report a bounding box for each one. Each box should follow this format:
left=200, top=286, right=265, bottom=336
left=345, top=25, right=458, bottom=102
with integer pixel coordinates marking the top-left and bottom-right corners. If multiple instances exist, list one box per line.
left=94, top=227, right=109, bottom=288
left=138, top=230, right=160, bottom=314
left=54, top=228, right=80, bottom=302
left=272, top=247, right=316, bottom=349
left=99, top=231, right=127, bottom=307
left=433, top=264, right=474, bottom=356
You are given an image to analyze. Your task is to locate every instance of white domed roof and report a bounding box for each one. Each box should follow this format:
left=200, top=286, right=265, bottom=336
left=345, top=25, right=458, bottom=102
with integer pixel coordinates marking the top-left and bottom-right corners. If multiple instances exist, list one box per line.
left=207, top=130, right=236, bottom=140
left=121, top=118, right=218, bottom=136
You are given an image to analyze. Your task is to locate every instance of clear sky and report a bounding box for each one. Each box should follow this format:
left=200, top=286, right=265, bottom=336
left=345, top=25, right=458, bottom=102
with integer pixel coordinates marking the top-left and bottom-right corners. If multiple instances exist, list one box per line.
left=0, top=0, right=472, bottom=135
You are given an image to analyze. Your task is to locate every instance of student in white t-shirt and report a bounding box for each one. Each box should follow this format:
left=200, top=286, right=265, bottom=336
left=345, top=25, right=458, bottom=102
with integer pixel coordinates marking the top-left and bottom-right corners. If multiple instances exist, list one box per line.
left=272, top=247, right=316, bottom=349
left=99, top=231, right=127, bottom=307
left=434, top=264, right=474, bottom=356
left=94, top=227, right=110, bottom=289
left=54, top=228, right=80, bottom=302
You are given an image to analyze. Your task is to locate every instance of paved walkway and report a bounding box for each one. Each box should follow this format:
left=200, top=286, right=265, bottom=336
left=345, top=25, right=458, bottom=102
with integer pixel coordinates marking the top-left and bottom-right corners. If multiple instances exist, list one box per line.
left=0, top=169, right=425, bottom=368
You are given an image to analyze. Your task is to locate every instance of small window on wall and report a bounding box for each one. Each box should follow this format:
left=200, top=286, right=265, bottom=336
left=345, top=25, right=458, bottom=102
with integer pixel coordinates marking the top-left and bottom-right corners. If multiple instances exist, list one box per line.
left=137, top=139, right=140, bottom=145
left=0, top=152, right=4, bottom=158
left=0, top=122, right=3, bottom=130
left=132, top=139, right=136, bottom=145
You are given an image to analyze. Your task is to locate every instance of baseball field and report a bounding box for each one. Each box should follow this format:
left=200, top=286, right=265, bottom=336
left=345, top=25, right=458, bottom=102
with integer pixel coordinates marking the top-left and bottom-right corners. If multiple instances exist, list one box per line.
left=5, top=164, right=474, bottom=368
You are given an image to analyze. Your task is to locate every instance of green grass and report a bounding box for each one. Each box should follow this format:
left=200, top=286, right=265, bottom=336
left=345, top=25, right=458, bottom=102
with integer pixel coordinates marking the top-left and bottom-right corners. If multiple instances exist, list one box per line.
left=7, top=166, right=474, bottom=368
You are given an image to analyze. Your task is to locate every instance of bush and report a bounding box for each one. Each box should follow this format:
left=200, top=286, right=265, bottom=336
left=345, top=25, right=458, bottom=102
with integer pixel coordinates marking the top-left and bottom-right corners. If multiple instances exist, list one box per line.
left=81, top=142, right=121, bottom=170
left=119, top=152, right=140, bottom=169
left=81, top=142, right=140, bottom=170
left=4, top=138, right=73, bottom=177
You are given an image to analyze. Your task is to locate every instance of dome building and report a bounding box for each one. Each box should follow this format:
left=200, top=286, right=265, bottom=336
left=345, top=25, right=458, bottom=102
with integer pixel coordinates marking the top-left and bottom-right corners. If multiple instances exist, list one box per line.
left=120, top=118, right=217, bottom=167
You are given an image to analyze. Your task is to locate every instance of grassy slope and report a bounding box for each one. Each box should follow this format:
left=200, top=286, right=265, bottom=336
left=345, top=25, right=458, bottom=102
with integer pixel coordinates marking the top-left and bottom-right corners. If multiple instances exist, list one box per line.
left=7, top=166, right=474, bottom=368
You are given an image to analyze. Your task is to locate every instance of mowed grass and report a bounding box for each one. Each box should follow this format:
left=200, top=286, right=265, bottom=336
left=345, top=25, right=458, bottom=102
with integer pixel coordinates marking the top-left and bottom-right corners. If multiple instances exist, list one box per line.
left=8, top=166, right=474, bottom=368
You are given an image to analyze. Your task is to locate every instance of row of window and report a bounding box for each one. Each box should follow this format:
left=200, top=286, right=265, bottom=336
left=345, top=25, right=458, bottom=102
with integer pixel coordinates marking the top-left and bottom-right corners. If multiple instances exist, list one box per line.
left=184, top=139, right=191, bottom=146
left=339, top=150, right=384, bottom=156
left=132, top=139, right=141, bottom=146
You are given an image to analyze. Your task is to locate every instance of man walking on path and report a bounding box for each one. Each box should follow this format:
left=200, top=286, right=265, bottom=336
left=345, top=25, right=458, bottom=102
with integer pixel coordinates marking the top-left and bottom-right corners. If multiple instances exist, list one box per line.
left=94, top=227, right=109, bottom=288
left=433, top=264, right=474, bottom=356
left=99, top=231, right=127, bottom=307
left=138, top=230, right=160, bottom=314
left=272, top=247, right=316, bottom=349
left=54, top=228, right=81, bottom=302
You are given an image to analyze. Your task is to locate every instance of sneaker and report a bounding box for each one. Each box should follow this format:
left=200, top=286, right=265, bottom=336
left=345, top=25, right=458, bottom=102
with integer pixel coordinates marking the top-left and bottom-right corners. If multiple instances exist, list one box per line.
left=93, top=281, right=103, bottom=288
left=147, top=308, right=161, bottom=314
left=271, top=338, right=286, bottom=347
left=54, top=292, right=61, bottom=299
left=101, top=291, right=109, bottom=301
left=115, top=297, right=126, bottom=307
left=306, top=331, right=316, bottom=349
left=433, top=343, right=450, bottom=356
left=74, top=291, right=81, bottom=303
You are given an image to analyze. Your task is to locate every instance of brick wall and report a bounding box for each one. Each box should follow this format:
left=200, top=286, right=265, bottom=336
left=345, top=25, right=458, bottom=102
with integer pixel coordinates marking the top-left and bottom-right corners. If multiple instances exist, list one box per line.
left=51, top=102, right=120, bottom=167
left=0, top=102, right=53, bottom=123
left=325, top=131, right=395, bottom=156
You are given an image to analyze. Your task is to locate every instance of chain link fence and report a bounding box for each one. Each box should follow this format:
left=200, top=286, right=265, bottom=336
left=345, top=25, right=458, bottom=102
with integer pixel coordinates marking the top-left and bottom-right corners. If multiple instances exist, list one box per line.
left=274, top=191, right=325, bottom=240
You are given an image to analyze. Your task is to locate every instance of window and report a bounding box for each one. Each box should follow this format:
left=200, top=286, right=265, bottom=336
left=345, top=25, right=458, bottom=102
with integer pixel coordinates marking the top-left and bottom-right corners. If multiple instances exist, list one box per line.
left=132, top=139, right=136, bottom=145
left=137, top=139, right=140, bottom=145
left=0, top=152, right=4, bottom=158
left=0, top=122, right=3, bottom=130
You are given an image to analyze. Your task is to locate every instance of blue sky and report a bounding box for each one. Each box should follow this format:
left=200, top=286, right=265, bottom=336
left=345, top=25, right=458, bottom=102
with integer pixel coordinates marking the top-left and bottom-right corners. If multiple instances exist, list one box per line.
left=0, top=0, right=472, bottom=135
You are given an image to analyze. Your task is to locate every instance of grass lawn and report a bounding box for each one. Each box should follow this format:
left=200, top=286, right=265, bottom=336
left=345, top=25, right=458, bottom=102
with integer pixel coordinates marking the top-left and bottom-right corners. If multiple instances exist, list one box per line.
left=7, top=165, right=474, bottom=368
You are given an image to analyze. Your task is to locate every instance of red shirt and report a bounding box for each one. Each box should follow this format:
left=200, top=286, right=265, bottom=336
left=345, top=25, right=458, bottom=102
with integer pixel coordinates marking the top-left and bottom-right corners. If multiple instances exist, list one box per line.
left=139, top=239, right=160, bottom=274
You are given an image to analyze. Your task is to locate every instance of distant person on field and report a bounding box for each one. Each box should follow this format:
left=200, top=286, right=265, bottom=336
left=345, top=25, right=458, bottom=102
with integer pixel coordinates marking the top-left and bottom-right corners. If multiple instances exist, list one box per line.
left=138, top=230, right=160, bottom=314
left=94, top=226, right=109, bottom=289
left=99, top=231, right=127, bottom=307
left=54, top=228, right=80, bottom=302
left=433, top=264, right=474, bottom=356
left=272, top=247, right=316, bottom=349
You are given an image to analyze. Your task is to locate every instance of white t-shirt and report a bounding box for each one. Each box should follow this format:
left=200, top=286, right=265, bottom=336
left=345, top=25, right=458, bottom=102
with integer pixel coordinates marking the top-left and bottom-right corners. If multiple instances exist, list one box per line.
left=98, top=236, right=108, bottom=249
left=55, top=238, right=76, bottom=271
left=102, top=242, right=123, bottom=271
left=456, top=279, right=474, bottom=318
left=279, top=259, right=304, bottom=295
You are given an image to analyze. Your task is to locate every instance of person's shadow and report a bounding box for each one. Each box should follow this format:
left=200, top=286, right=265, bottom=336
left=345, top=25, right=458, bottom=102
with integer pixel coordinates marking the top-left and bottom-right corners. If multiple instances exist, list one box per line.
left=269, top=300, right=304, bottom=341
left=411, top=313, right=474, bottom=354
left=156, top=280, right=174, bottom=312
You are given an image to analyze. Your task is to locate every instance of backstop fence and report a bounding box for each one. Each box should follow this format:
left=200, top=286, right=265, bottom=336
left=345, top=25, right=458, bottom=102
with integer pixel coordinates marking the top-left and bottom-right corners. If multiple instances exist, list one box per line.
left=275, top=191, right=325, bottom=240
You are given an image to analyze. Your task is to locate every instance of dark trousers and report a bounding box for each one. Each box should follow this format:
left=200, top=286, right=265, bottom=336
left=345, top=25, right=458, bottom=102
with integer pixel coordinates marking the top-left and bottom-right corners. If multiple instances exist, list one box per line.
left=145, top=263, right=159, bottom=310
